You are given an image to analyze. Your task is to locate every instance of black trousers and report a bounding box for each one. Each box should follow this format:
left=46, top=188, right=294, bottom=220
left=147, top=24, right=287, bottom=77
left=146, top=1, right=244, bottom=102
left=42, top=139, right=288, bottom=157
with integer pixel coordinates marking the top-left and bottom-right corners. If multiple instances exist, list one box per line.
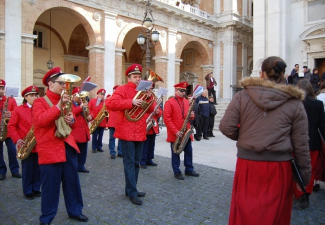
left=208, top=116, right=215, bottom=136
left=197, top=116, right=209, bottom=138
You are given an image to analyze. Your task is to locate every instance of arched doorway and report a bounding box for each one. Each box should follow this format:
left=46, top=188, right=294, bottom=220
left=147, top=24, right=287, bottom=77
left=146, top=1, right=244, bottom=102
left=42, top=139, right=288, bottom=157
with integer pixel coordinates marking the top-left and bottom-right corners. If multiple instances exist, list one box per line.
left=180, top=71, right=198, bottom=95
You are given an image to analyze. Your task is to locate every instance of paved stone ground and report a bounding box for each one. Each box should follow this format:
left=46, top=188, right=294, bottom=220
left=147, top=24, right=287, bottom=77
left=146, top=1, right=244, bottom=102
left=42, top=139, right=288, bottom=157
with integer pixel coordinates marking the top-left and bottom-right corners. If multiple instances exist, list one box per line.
left=0, top=128, right=325, bottom=225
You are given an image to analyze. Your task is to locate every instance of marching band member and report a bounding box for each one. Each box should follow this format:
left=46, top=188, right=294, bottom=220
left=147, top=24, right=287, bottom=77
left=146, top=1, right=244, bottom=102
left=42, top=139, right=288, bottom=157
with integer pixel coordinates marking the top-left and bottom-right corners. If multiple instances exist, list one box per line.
left=106, top=64, right=155, bottom=205
left=107, top=85, right=122, bottom=159
left=8, top=85, right=40, bottom=199
left=71, top=87, right=91, bottom=173
left=32, top=67, right=88, bottom=224
left=140, top=86, right=162, bottom=169
left=164, top=82, right=199, bottom=180
left=89, top=89, right=107, bottom=153
left=0, top=79, right=21, bottom=180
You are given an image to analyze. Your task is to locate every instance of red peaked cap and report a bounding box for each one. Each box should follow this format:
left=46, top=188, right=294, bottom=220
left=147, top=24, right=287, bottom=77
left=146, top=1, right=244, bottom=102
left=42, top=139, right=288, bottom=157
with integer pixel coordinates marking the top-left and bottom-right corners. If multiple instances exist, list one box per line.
left=174, top=82, right=188, bottom=90
left=21, top=85, right=39, bottom=97
left=97, top=89, right=106, bottom=95
left=0, top=79, right=5, bottom=87
left=125, top=64, right=142, bottom=76
left=42, top=67, right=64, bottom=86
left=72, top=87, right=80, bottom=95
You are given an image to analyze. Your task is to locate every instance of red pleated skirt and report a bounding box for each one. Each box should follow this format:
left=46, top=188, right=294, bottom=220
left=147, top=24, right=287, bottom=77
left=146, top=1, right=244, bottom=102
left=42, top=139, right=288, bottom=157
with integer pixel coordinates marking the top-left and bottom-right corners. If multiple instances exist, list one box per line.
left=229, top=158, right=293, bottom=225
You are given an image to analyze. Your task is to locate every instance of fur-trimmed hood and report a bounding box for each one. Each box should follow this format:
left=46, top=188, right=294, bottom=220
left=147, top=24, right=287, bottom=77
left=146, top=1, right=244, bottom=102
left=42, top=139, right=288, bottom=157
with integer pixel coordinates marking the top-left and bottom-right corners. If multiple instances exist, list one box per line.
left=240, top=77, right=305, bottom=111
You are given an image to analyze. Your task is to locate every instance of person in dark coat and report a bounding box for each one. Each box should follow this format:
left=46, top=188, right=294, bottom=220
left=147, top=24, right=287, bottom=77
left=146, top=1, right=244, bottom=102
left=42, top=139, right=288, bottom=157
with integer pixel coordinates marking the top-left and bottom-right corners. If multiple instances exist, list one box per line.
left=288, top=64, right=300, bottom=85
left=309, top=68, right=320, bottom=95
left=296, top=79, right=325, bottom=209
left=207, top=96, right=217, bottom=137
left=195, top=89, right=210, bottom=140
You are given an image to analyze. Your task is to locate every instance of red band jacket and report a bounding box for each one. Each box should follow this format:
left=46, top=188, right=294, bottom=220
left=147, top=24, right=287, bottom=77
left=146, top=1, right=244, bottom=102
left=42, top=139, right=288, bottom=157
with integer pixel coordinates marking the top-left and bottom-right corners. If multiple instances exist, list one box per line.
left=71, top=102, right=90, bottom=143
left=106, top=82, right=155, bottom=141
left=32, top=90, right=79, bottom=164
left=88, top=98, right=107, bottom=128
left=8, top=103, right=37, bottom=153
left=164, top=95, right=194, bottom=143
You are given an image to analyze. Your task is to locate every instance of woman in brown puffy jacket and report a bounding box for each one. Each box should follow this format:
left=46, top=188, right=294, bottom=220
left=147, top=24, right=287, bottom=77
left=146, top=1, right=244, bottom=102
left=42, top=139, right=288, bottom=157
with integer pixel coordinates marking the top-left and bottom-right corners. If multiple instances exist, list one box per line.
left=219, top=56, right=311, bottom=225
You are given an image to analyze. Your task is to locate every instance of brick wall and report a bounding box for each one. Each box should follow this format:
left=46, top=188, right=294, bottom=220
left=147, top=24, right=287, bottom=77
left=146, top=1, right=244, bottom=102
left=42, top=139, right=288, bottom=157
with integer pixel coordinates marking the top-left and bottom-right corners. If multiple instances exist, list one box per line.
left=199, top=0, right=214, bottom=15
left=237, top=0, right=243, bottom=16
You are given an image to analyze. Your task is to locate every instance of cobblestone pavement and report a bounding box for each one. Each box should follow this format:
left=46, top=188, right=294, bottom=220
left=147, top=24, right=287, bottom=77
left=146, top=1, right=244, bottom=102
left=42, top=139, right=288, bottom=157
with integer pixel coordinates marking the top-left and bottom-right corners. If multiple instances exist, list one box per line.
left=0, top=129, right=325, bottom=225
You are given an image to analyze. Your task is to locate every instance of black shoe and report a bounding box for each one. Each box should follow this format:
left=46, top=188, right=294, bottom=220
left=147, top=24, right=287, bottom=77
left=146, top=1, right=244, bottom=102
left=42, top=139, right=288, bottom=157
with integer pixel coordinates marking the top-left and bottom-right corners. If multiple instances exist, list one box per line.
left=211, top=134, right=215, bottom=137
left=111, top=155, right=116, bottom=159
left=69, top=214, right=89, bottom=222
left=313, top=184, right=320, bottom=192
left=0, top=174, right=5, bottom=180
left=140, top=164, right=147, bottom=169
left=92, top=149, right=97, bottom=153
left=39, top=222, right=50, bottom=225
left=117, top=154, right=123, bottom=157
left=78, top=169, right=89, bottom=173
left=97, top=149, right=104, bottom=152
left=12, top=173, right=22, bottom=178
left=203, top=137, right=209, bottom=140
left=146, top=162, right=157, bottom=166
left=25, top=193, right=34, bottom=200
left=185, top=171, right=200, bottom=177
left=195, top=137, right=201, bottom=141
left=300, top=193, right=309, bottom=209
left=33, top=191, right=42, bottom=197
left=126, top=192, right=146, bottom=197
left=129, top=196, right=143, bottom=205
left=174, top=172, right=184, bottom=180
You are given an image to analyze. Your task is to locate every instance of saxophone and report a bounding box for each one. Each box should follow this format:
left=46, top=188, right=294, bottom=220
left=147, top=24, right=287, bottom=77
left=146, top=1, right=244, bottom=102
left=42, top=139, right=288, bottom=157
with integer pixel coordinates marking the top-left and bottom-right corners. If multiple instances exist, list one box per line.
left=0, top=97, right=10, bottom=141
left=17, top=127, right=36, bottom=160
left=146, top=95, right=163, bottom=133
left=89, top=104, right=109, bottom=134
left=172, top=98, right=196, bottom=155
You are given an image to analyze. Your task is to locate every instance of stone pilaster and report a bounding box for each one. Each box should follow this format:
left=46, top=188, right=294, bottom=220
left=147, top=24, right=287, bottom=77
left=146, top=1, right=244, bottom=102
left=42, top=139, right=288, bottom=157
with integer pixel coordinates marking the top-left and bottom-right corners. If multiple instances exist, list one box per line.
left=214, top=42, right=221, bottom=98
left=0, top=30, right=5, bottom=80
left=175, top=58, right=183, bottom=85
left=104, top=11, right=118, bottom=93
left=223, top=39, right=237, bottom=99
left=167, top=28, right=177, bottom=97
left=21, top=34, right=37, bottom=89
left=242, top=43, right=248, bottom=77
left=153, top=56, right=168, bottom=89
left=115, top=48, right=126, bottom=86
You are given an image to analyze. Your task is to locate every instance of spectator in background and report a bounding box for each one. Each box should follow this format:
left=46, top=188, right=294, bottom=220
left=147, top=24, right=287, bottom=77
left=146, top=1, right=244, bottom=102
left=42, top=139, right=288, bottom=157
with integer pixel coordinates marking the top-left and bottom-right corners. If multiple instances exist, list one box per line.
left=207, top=96, right=217, bottom=138
left=303, top=66, right=311, bottom=80
left=310, top=68, right=320, bottom=94
left=205, top=72, right=217, bottom=104
left=296, top=79, right=325, bottom=209
left=287, top=64, right=300, bottom=85
left=195, top=89, right=210, bottom=140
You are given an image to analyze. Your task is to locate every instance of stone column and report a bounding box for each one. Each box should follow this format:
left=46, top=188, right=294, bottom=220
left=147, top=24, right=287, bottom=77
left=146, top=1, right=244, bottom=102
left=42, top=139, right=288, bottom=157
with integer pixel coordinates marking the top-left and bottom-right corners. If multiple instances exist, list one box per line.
left=153, top=56, right=168, bottom=89
left=0, top=30, right=5, bottom=79
left=104, top=11, right=118, bottom=94
left=85, top=44, right=105, bottom=98
left=223, top=0, right=237, bottom=13
left=242, top=43, right=248, bottom=77
left=223, top=39, right=237, bottom=99
left=167, top=28, right=177, bottom=97
left=115, top=48, right=126, bottom=86
left=5, top=0, right=22, bottom=89
left=214, top=42, right=221, bottom=98
left=21, top=34, right=37, bottom=89
left=175, top=58, right=183, bottom=84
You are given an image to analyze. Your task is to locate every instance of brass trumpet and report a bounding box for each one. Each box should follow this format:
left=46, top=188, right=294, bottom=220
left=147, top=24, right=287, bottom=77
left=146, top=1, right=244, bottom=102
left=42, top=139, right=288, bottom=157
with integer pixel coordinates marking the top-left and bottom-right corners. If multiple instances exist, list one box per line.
left=125, top=69, right=163, bottom=122
left=59, top=74, right=81, bottom=116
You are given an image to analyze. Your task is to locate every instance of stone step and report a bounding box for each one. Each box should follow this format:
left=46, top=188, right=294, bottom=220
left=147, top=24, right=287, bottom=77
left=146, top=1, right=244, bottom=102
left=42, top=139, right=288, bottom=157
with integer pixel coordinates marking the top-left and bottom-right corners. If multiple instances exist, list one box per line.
left=213, top=99, right=230, bottom=131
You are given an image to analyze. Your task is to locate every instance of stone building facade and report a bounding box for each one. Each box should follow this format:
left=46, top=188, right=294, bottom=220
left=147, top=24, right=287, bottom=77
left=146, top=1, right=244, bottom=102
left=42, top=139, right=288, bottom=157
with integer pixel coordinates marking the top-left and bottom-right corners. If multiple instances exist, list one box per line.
left=0, top=0, right=254, bottom=100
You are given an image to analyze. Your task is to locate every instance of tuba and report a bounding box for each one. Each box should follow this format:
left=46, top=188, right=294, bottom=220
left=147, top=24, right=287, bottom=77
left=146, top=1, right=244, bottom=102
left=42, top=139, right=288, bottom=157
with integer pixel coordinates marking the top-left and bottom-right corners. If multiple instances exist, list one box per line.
left=0, top=97, right=10, bottom=141
left=172, top=85, right=204, bottom=155
left=89, top=104, right=109, bottom=134
left=125, top=69, right=163, bottom=122
left=55, top=74, right=81, bottom=138
left=17, top=127, right=36, bottom=160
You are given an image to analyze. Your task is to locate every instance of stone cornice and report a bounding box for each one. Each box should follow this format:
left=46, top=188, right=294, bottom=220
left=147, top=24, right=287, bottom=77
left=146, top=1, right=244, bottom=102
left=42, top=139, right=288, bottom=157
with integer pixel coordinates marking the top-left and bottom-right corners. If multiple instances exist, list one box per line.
left=63, top=55, right=89, bottom=63
left=86, top=44, right=105, bottom=53
left=115, top=48, right=126, bottom=56
left=21, top=34, right=38, bottom=43
left=153, top=56, right=168, bottom=63
left=201, top=65, right=214, bottom=70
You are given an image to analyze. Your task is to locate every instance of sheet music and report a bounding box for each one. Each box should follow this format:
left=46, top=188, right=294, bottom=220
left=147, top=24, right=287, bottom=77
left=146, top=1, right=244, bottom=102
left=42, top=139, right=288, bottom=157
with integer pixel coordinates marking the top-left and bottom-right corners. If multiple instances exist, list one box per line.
left=158, top=87, right=168, bottom=97
left=95, top=98, right=101, bottom=106
left=136, top=80, right=153, bottom=91
left=6, top=87, right=19, bottom=97
left=80, top=82, right=97, bottom=93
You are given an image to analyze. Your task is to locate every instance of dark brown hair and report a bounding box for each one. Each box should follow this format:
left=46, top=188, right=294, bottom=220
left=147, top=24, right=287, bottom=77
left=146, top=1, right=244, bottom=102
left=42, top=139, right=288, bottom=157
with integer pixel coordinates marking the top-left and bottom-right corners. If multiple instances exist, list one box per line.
left=313, top=68, right=319, bottom=73
left=261, top=56, right=287, bottom=84
left=297, top=79, right=315, bottom=99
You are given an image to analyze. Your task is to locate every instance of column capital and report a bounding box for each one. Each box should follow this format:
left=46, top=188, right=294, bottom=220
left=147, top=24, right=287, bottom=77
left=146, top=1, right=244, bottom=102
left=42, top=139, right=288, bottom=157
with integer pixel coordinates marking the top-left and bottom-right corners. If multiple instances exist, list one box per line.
left=168, top=28, right=178, bottom=35
left=175, top=58, right=183, bottom=65
left=104, top=10, right=118, bottom=20
left=21, top=34, right=38, bottom=44
left=86, top=44, right=105, bottom=53
left=201, top=65, right=214, bottom=71
left=153, top=56, right=169, bottom=63
left=115, top=48, right=126, bottom=56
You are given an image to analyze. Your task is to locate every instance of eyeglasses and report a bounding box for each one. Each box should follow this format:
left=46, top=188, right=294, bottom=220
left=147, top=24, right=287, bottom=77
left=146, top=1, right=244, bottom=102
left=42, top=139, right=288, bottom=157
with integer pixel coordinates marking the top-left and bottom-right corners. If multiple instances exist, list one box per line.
left=179, top=89, right=187, bottom=93
left=54, top=81, right=66, bottom=86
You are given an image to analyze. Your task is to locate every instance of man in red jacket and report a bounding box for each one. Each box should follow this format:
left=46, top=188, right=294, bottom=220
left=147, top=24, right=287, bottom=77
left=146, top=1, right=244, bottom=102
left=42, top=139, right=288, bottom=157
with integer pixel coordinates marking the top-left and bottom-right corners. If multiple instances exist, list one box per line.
left=32, top=67, right=88, bottom=224
left=0, top=79, right=21, bottom=180
left=164, top=82, right=199, bottom=180
left=71, top=87, right=91, bottom=173
left=106, top=64, right=155, bottom=205
left=89, top=89, right=107, bottom=153
left=107, top=85, right=122, bottom=159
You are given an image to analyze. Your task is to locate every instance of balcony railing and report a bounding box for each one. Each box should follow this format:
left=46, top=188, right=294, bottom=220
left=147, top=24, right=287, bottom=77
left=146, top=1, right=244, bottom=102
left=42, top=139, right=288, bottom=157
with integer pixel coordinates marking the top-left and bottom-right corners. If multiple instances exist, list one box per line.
left=155, top=0, right=212, bottom=20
